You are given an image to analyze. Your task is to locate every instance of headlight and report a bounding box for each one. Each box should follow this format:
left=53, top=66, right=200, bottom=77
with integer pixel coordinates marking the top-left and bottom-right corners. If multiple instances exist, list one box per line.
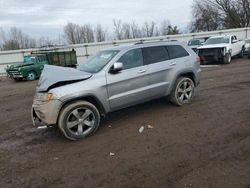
left=18, top=67, right=22, bottom=71
left=35, top=93, right=53, bottom=102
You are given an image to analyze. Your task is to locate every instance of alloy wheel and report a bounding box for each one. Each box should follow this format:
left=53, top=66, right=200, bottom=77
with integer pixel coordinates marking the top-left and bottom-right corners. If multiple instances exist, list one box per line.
left=66, top=107, right=96, bottom=136
left=177, top=79, right=194, bottom=103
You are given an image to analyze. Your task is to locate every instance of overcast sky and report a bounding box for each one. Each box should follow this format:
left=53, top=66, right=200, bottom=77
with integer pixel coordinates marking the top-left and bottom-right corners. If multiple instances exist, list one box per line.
left=0, top=0, right=194, bottom=39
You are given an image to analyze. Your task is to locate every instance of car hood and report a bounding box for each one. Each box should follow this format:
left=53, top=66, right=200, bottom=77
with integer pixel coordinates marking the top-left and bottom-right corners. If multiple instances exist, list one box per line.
left=37, top=65, right=92, bottom=92
left=188, top=45, right=201, bottom=48
left=198, top=44, right=228, bottom=49
left=7, top=62, right=34, bottom=69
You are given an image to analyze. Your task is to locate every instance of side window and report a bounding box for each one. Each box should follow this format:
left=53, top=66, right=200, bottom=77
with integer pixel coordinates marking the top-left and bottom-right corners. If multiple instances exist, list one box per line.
left=38, top=56, right=45, bottom=62
left=231, top=36, right=234, bottom=43
left=37, top=56, right=41, bottom=62
left=118, top=48, right=143, bottom=70
left=142, top=46, right=169, bottom=65
left=166, top=45, right=189, bottom=59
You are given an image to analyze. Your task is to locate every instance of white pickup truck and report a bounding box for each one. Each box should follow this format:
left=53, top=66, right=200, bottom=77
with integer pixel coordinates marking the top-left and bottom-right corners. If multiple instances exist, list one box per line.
left=198, top=35, right=245, bottom=64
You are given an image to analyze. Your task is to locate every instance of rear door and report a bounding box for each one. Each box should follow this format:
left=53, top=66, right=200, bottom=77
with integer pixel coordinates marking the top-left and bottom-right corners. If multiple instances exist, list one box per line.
left=231, top=36, right=240, bottom=56
left=106, top=48, right=149, bottom=111
left=166, top=45, right=191, bottom=67
left=142, top=45, right=191, bottom=97
left=234, top=36, right=242, bottom=55
left=141, top=45, right=173, bottom=97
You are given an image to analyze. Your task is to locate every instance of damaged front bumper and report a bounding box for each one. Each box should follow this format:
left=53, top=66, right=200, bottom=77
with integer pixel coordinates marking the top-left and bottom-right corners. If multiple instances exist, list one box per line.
left=31, top=99, right=62, bottom=127
left=198, top=48, right=225, bottom=63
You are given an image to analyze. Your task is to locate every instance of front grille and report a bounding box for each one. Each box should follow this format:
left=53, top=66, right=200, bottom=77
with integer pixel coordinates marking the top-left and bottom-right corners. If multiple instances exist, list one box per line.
left=199, top=48, right=223, bottom=56
left=7, top=70, right=22, bottom=75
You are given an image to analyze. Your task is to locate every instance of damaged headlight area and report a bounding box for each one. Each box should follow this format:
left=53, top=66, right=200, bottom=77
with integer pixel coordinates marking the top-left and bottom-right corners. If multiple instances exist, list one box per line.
left=35, top=92, right=53, bottom=102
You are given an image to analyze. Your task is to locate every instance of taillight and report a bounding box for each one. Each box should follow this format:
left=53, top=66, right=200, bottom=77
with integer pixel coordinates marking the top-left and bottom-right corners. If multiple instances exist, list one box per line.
left=195, top=56, right=201, bottom=64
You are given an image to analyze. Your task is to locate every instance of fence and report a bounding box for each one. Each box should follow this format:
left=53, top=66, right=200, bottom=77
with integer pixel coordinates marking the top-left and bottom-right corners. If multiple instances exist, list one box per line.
left=1, top=27, right=250, bottom=75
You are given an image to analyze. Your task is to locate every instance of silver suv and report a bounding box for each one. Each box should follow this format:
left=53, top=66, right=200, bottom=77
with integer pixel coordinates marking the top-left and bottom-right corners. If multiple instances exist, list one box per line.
left=32, top=41, right=201, bottom=140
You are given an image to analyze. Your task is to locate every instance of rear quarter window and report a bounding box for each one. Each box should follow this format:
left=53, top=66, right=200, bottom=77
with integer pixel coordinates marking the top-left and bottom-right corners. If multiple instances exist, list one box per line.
left=166, top=45, right=189, bottom=59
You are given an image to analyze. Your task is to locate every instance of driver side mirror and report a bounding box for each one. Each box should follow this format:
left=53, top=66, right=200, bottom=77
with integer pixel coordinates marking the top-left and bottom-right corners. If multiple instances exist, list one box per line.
left=232, top=39, right=238, bottom=44
left=110, top=62, right=123, bottom=73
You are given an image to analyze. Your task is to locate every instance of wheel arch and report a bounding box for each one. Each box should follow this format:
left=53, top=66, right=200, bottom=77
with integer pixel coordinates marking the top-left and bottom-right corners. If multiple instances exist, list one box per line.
left=25, top=69, right=38, bottom=78
left=58, top=95, right=107, bottom=122
left=176, top=71, right=196, bottom=86
left=169, top=71, right=197, bottom=95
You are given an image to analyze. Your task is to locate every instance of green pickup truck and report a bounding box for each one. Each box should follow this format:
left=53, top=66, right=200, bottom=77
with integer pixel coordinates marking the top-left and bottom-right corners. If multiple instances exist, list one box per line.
left=6, top=50, right=77, bottom=81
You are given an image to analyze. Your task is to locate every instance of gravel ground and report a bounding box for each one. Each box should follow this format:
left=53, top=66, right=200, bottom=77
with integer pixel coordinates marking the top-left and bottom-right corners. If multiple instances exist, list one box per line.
left=0, top=58, right=250, bottom=188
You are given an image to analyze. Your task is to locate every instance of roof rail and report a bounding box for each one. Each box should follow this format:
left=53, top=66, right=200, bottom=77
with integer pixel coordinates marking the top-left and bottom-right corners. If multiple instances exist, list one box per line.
left=134, top=39, right=178, bottom=45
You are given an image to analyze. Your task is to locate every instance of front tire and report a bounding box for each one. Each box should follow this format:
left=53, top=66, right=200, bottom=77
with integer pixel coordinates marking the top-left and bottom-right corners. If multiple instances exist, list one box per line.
left=170, top=77, right=195, bottom=106
left=223, top=53, right=231, bottom=64
left=58, top=101, right=100, bottom=140
left=27, top=71, right=37, bottom=81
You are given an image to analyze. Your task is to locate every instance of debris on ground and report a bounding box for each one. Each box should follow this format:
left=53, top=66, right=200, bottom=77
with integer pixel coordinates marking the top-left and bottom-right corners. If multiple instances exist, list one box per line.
left=37, top=126, right=47, bottom=129
left=108, top=125, right=112, bottom=128
left=109, top=152, right=115, bottom=156
left=53, top=157, right=59, bottom=161
left=147, top=124, right=154, bottom=129
left=139, top=126, right=144, bottom=133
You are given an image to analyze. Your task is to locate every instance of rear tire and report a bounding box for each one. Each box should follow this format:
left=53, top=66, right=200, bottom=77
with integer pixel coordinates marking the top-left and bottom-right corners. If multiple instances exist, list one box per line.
left=170, top=77, right=195, bottom=106
left=58, top=101, right=100, bottom=140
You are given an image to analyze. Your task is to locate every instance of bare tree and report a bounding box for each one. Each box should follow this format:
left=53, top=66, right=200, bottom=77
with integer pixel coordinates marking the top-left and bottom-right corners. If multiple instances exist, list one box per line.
left=95, top=24, right=106, bottom=42
left=0, top=28, right=6, bottom=50
left=142, top=21, right=156, bottom=37
left=190, top=0, right=250, bottom=32
left=81, top=24, right=95, bottom=43
left=154, top=27, right=160, bottom=36
left=215, top=0, right=250, bottom=28
left=190, top=0, right=223, bottom=32
left=160, top=20, right=171, bottom=35
left=64, top=22, right=79, bottom=44
left=130, top=21, right=142, bottom=38
left=2, top=27, right=36, bottom=50
left=113, top=19, right=123, bottom=40
left=122, top=23, right=131, bottom=39
left=38, top=37, right=55, bottom=47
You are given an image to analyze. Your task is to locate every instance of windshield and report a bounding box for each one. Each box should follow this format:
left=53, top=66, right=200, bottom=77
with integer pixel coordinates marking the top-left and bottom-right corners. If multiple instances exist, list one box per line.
left=78, top=50, right=119, bottom=73
left=24, top=56, right=36, bottom=63
left=188, top=39, right=203, bottom=46
left=205, top=37, right=229, bottom=45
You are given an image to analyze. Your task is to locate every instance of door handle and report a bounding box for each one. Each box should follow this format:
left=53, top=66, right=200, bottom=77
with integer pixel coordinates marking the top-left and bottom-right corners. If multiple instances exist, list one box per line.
left=137, top=69, right=146, bottom=74
left=169, top=62, right=176, bottom=66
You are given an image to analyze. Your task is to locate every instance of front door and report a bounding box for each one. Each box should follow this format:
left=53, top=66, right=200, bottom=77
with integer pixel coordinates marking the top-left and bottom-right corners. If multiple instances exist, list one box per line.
left=106, top=48, right=148, bottom=111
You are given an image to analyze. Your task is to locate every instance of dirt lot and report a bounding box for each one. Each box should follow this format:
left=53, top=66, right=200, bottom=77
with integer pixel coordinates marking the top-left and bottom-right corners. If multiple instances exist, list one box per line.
left=0, top=58, right=250, bottom=188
